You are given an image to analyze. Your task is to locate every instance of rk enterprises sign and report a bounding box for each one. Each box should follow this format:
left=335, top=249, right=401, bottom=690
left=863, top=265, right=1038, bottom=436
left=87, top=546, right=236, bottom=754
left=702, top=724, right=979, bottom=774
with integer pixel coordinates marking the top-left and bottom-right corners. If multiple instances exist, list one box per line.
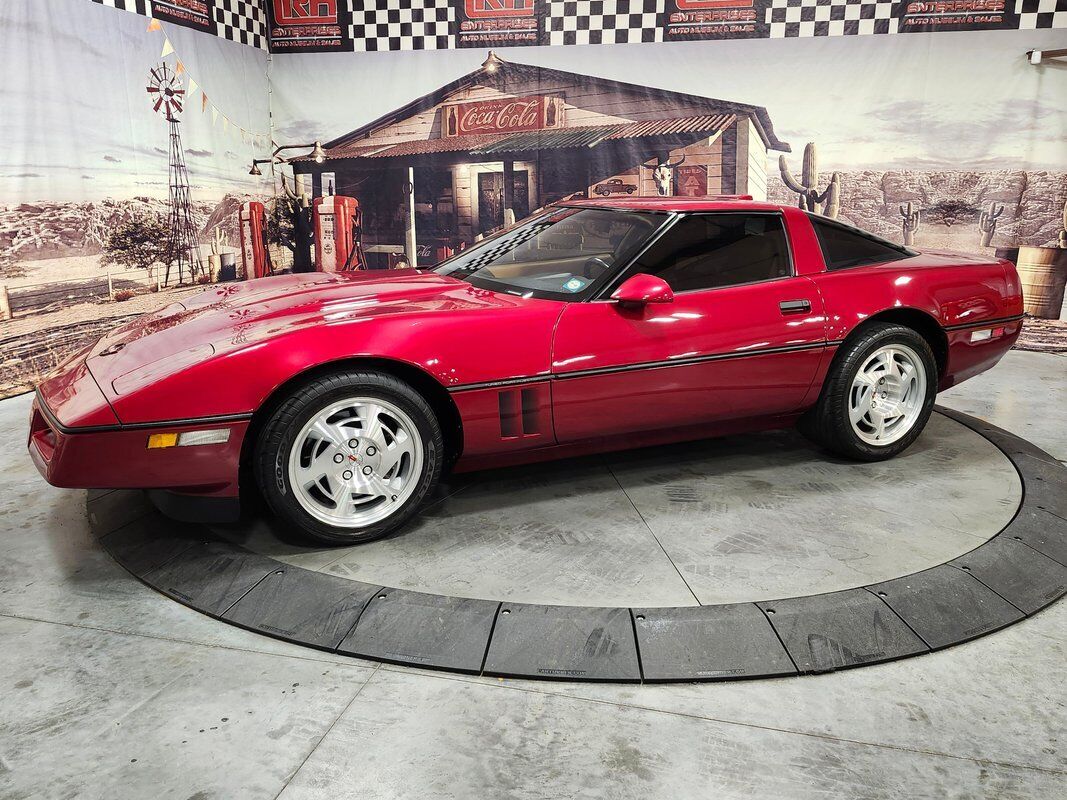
left=268, top=0, right=347, bottom=52
left=443, top=96, right=564, bottom=137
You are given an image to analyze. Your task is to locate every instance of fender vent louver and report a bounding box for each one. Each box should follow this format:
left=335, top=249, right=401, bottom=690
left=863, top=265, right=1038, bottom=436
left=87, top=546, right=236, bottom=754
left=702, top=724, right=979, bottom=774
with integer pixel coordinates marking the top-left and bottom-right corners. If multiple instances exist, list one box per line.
left=498, top=388, right=543, bottom=439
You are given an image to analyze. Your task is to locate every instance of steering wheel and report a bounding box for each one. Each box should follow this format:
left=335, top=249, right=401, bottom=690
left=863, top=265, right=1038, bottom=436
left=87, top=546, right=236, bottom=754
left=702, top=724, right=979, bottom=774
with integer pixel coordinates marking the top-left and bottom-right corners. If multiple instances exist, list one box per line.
left=583, top=256, right=612, bottom=279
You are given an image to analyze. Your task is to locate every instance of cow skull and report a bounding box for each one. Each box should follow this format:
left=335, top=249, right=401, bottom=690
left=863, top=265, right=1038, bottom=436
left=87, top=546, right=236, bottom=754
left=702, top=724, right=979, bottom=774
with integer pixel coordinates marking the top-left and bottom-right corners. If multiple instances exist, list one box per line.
left=644, top=153, right=686, bottom=196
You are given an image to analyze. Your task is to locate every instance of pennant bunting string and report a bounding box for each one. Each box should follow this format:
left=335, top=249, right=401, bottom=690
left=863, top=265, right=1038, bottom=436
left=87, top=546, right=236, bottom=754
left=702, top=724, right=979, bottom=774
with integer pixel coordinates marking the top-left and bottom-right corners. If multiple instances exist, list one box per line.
left=147, top=21, right=268, bottom=144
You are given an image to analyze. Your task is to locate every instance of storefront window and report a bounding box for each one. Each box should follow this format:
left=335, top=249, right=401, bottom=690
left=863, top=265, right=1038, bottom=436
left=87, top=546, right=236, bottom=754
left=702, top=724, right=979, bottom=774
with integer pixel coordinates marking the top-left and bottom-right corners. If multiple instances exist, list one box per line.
left=435, top=207, right=665, bottom=301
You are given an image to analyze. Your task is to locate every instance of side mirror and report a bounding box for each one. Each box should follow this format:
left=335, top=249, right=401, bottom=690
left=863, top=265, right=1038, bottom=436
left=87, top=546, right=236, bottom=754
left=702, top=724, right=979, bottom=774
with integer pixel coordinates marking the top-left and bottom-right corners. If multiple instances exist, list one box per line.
left=611, top=274, right=674, bottom=306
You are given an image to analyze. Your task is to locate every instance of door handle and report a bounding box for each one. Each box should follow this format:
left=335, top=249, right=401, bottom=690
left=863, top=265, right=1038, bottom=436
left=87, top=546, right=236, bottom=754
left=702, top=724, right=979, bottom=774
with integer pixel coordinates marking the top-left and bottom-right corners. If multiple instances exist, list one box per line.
left=779, top=299, right=811, bottom=315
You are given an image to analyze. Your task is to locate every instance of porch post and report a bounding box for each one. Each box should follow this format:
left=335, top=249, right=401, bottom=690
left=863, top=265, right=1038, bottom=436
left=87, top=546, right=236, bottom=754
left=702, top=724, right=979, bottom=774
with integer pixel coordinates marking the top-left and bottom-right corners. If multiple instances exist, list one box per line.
left=502, top=158, right=514, bottom=223
left=405, top=165, right=417, bottom=267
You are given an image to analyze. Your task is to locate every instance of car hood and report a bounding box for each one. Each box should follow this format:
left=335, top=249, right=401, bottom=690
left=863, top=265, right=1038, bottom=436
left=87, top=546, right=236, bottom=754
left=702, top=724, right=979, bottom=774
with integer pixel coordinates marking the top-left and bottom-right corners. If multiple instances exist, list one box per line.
left=86, top=269, right=522, bottom=398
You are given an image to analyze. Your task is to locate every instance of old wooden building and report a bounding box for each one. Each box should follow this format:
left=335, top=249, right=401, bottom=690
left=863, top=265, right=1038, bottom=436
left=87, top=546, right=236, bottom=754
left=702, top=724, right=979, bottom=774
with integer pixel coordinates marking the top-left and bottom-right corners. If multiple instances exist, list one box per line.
left=293, top=52, right=790, bottom=265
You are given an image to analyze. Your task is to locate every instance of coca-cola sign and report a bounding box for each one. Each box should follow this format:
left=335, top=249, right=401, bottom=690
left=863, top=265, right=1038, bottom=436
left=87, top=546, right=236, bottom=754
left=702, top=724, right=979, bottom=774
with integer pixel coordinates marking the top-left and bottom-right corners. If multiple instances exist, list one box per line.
left=443, top=96, right=563, bottom=137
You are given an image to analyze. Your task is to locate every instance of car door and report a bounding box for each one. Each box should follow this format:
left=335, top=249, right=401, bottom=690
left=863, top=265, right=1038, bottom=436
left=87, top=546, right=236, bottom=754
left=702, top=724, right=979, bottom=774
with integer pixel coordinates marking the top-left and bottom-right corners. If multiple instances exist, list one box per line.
left=550, top=211, right=827, bottom=443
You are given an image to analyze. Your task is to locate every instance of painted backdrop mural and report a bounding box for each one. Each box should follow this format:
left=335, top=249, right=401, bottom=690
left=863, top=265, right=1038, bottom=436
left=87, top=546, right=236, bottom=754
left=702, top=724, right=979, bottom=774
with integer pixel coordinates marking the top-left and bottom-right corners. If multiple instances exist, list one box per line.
left=0, top=0, right=272, bottom=397
left=1, top=0, right=1065, bottom=402
left=268, top=31, right=1067, bottom=309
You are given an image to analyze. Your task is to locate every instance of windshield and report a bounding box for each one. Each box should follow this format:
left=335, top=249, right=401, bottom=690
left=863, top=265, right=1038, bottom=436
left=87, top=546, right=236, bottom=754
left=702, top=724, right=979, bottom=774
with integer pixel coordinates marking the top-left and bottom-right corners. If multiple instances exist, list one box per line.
left=435, top=207, right=667, bottom=300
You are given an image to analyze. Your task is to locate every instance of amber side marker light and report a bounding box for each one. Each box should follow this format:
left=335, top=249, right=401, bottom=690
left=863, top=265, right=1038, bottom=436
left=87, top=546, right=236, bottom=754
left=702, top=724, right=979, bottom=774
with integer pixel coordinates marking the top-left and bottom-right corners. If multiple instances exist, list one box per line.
left=147, top=429, right=230, bottom=449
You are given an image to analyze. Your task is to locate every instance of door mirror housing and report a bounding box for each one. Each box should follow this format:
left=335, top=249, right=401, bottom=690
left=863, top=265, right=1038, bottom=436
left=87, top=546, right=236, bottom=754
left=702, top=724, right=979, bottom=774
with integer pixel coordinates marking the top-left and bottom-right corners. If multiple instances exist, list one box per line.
left=610, top=274, right=674, bottom=306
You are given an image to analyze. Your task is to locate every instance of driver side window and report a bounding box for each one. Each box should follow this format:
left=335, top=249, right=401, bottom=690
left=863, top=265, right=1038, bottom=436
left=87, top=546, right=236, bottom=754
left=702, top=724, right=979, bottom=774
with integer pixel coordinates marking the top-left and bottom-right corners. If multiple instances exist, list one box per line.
left=633, top=213, right=792, bottom=292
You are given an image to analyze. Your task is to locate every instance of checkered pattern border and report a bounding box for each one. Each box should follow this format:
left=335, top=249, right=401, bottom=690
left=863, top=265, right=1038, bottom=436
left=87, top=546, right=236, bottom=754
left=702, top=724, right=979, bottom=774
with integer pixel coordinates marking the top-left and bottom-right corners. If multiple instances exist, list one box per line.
left=215, top=0, right=269, bottom=49
left=1016, top=0, right=1067, bottom=28
left=89, top=0, right=269, bottom=49
left=349, top=0, right=455, bottom=51
left=91, top=0, right=151, bottom=13
left=88, top=0, right=1067, bottom=51
left=766, top=0, right=897, bottom=37
left=546, top=0, right=665, bottom=46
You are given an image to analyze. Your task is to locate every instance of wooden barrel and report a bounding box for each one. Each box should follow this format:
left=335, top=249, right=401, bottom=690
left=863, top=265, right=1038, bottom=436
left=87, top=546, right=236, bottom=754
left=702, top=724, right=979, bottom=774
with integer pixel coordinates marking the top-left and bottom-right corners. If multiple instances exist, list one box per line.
left=1017, top=246, right=1067, bottom=319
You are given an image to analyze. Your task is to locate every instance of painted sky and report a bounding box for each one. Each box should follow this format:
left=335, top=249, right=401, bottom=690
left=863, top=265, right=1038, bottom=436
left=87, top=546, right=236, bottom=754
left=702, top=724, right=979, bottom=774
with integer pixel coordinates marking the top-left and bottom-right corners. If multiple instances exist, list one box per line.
left=0, top=0, right=273, bottom=203
left=271, top=28, right=1067, bottom=173
left=1, top=0, right=1063, bottom=208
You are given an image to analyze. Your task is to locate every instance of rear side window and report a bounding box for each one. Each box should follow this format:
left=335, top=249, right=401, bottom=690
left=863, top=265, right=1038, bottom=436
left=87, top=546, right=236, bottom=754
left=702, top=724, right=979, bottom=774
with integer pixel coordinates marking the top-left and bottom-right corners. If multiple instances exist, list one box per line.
left=808, top=215, right=914, bottom=271
left=633, top=213, right=792, bottom=292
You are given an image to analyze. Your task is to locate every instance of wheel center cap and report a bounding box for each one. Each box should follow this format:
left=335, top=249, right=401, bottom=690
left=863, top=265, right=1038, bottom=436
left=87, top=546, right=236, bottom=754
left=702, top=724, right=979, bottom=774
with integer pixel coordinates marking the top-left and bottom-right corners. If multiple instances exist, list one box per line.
left=348, top=454, right=359, bottom=462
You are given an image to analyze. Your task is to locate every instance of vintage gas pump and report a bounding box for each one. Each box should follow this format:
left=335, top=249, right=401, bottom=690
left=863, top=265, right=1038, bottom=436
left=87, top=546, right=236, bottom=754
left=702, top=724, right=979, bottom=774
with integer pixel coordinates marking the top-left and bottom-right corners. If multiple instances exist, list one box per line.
left=313, top=195, right=366, bottom=272
left=238, top=201, right=271, bottom=279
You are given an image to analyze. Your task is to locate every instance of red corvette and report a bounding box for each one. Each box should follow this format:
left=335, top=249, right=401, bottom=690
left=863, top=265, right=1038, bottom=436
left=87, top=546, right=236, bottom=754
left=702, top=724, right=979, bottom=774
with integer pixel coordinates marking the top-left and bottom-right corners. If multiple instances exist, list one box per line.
left=30, top=198, right=1023, bottom=544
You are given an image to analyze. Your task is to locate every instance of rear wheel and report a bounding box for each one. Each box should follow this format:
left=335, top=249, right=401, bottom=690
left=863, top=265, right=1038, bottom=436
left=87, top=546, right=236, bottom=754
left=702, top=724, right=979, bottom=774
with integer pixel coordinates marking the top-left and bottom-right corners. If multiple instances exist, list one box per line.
left=254, top=371, right=443, bottom=545
left=801, top=323, right=937, bottom=461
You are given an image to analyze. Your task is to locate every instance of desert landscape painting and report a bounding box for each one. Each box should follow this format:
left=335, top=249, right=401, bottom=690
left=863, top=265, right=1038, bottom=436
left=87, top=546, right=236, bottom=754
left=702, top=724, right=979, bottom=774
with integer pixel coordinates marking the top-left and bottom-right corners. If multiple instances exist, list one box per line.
left=2, top=3, right=1065, bottom=400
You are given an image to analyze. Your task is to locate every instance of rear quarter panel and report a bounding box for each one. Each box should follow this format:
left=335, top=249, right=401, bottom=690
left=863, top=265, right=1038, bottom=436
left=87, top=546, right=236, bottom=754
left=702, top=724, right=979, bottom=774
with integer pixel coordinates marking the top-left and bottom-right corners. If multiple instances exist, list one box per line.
left=811, top=254, right=1023, bottom=390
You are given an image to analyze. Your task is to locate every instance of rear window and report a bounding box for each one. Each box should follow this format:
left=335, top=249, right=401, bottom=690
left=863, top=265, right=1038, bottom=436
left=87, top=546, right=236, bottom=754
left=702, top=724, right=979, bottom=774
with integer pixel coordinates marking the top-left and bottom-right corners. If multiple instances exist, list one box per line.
left=808, top=215, right=914, bottom=271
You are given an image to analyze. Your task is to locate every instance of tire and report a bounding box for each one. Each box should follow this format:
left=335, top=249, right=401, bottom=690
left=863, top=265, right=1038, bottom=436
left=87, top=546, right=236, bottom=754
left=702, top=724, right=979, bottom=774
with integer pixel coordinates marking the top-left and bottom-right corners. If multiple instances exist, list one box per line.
left=253, top=371, right=444, bottom=545
left=800, top=323, right=937, bottom=462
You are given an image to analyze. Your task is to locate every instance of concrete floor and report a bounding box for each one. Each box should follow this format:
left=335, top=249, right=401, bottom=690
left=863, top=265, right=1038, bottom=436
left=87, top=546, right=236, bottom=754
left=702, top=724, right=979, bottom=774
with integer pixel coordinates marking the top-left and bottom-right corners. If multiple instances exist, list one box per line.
left=1, top=349, right=1065, bottom=799
left=221, top=414, right=1021, bottom=607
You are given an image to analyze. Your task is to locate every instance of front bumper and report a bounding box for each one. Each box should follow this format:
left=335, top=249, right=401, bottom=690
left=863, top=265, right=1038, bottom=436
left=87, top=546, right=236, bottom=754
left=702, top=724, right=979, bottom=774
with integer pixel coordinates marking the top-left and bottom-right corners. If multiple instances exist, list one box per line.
left=29, top=393, right=248, bottom=497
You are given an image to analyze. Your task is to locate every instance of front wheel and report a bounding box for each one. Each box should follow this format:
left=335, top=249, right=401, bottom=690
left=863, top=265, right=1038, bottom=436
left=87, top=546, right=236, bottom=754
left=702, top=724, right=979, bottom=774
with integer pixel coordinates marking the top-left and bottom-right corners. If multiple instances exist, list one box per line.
left=801, top=323, right=937, bottom=461
left=254, top=371, right=443, bottom=545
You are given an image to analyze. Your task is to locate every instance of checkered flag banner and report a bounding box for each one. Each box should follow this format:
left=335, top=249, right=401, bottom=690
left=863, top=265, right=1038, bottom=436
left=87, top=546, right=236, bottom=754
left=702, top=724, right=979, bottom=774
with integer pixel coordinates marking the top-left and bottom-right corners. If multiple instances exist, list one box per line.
left=349, top=0, right=455, bottom=51
left=90, top=0, right=268, bottom=49
left=1016, top=0, right=1067, bottom=28
left=546, top=0, right=665, bottom=46
left=90, top=0, right=1067, bottom=52
left=91, top=0, right=151, bottom=13
left=215, top=0, right=269, bottom=49
left=766, top=0, right=897, bottom=37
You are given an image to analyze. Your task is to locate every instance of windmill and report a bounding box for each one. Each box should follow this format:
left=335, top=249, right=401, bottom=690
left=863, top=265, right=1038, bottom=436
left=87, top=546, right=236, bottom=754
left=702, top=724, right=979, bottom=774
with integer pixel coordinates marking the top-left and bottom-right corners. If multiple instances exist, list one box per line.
left=147, top=62, right=199, bottom=286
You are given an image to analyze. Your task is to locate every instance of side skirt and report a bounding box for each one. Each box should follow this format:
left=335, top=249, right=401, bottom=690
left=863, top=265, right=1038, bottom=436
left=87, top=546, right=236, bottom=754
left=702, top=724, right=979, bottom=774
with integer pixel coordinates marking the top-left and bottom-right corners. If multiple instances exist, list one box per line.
left=451, top=413, right=804, bottom=474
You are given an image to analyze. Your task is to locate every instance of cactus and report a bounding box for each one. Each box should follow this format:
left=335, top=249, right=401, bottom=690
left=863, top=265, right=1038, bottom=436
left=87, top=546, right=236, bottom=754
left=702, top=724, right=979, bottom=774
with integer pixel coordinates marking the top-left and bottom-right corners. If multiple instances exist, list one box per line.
left=210, top=226, right=225, bottom=256
left=779, top=142, right=841, bottom=219
left=1059, top=197, right=1067, bottom=249
left=978, top=202, right=1003, bottom=248
left=822, top=173, right=840, bottom=219
left=899, top=201, right=921, bottom=246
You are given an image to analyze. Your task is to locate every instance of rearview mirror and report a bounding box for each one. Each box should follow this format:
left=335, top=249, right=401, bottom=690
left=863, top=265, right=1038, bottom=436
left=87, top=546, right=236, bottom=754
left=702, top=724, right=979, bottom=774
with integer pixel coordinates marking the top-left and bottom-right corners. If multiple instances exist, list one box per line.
left=610, top=274, right=674, bottom=306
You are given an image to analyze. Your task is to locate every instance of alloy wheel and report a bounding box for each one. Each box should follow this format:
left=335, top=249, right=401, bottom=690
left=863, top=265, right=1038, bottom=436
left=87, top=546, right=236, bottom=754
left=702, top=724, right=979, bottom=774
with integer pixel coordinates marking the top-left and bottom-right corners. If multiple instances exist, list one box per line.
left=286, top=396, right=424, bottom=528
left=848, top=343, right=927, bottom=446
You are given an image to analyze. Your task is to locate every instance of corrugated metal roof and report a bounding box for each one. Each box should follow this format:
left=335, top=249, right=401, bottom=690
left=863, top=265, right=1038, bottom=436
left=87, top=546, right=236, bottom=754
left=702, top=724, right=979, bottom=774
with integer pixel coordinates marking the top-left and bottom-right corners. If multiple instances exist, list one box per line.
left=321, top=114, right=738, bottom=162
left=361, top=133, right=511, bottom=158
left=471, top=114, right=736, bottom=155
left=291, top=144, right=381, bottom=162
left=604, top=113, right=736, bottom=140
left=470, top=125, right=620, bottom=154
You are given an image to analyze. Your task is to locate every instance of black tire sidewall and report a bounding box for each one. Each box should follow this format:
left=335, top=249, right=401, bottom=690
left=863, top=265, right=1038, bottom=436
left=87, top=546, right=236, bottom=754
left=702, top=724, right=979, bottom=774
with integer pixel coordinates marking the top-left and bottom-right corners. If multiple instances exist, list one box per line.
left=813, top=324, right=938, bottom=461
left=254, top=372, right=443, bottom=545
